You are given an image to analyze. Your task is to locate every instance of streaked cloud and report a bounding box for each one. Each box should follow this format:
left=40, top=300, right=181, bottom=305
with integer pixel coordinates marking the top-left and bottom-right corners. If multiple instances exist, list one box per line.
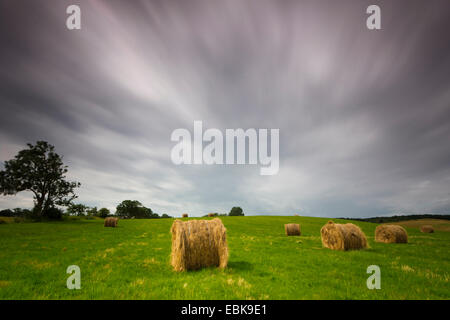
left=1, top=0, right=449, bottom=217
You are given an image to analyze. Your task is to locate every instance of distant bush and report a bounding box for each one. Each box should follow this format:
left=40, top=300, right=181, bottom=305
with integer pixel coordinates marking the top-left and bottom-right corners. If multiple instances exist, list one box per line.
left=97, top=208, right=110, bottom=218
left=87, top=207, right=98, bottom=217
left=0, top=209, right=14, bottom=217
left=161, top=213, right=173, bottom=218
left=229, top=207, right=244, bottom=216
left=0, top=208, right=34, bottom=218
left=43, top=207, right=63, bottom=220
left=116, top=200, right=158, bottom=219
left=67, top=203, right=88, bottom=216
left=15, top=208, right=34, bottom=219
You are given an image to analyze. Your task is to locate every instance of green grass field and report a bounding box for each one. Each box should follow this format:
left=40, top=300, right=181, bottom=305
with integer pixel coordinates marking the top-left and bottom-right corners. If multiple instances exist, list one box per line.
left=0, top=216, right=449, bottom=299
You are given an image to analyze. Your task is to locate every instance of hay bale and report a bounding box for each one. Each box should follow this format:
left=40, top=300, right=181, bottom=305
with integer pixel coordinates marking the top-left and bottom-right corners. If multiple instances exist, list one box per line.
left=420, top=225, right=434, bottom=233
left=182, top=213, right=188, bottom=218
left=170, top=218, right=228, bottom=271
left=104, top=217, right=118, bottom=227
left=375, top=225, right=408, bottom=243
left=285, top=223, right=301, bottom=236
left=208, top=213, right=215, bottom=217
left=320, top=221, right=368, bottom=251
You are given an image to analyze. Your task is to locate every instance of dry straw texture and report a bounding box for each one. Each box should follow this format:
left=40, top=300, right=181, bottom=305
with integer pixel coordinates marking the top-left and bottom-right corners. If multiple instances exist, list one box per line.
left=420, top=225, right=434, bottom=233
left=320, top=221, right=368, bottom=251
left=104, top=217, right=118, bottom=227
left=170, top=218, right=228, bottom=271
left=375, top=225, right=408, bottom=243
left=182, top=213, right=188, bottom=218
left=285, top=223, right=301, bottom=236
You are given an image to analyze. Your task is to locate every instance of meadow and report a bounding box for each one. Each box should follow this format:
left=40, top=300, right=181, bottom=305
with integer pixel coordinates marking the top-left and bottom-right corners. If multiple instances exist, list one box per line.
left=0, top=216, right=449, bottom=299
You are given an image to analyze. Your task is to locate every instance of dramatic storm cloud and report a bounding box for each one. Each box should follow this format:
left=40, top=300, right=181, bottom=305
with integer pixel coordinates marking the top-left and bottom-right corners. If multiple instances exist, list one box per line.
left=1, top=0, right=449, bottom=217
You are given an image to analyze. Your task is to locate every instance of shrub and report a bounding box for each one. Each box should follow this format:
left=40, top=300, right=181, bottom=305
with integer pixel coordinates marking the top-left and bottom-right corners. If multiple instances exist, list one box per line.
left=67, top=203, right=88, bottom=216
left=229, top=207, right=244, bottom=216
left=87, top=207, right=98, bottom=216
left=116, top=200, right=156, bottom=219
left=98, top=208, right=110, bottom=218
left=42, top=207, right=63, bottom=220
left=0, top=209, right=14, bottom=217
left=12, top=208, right=33, bottom=217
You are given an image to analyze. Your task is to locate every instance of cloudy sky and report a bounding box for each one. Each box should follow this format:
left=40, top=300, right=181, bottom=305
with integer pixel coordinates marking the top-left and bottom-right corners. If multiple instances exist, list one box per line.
left=1, top=0, right=449, bottom=217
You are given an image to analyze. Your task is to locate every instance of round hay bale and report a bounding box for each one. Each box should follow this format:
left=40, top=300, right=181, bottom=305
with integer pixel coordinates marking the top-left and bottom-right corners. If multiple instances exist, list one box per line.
left=320, top=221, right=368, bottom=251
left=375, top=225, right=408, bottom=243
left=285, top=223, right=301, bottom=236
left=182, top=213, right=188, bottom=218
left=420, top=225, right=434, bottom=233
left=170, top=218, right=228, bottom=271
left=208, top=213, right=215, bottom=217
left=104, top=217, right=118, bottom=227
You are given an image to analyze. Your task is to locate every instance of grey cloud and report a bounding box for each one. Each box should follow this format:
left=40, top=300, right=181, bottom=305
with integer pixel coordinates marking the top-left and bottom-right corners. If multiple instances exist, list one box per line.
left=0, top=0, right=449, bottom=217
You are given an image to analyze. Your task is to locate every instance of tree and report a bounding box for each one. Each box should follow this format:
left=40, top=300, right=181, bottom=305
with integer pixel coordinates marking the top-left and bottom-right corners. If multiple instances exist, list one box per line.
left=87, top=207, right=98, bottom=217
left=0, top=209, right=14, bottom=217
left=98, top=208, right=110, bottom=218
left=229, top=206, right=244, bottom=216
left=0, top=141, right=80, bottom=217
left=115, top=200, right=156, bottom=219
left=67, top=203, right=88, bottom=216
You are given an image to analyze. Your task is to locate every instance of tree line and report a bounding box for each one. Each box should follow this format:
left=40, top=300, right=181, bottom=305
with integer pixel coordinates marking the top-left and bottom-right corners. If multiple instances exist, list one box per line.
left=0, top=141, right=244, bottom=221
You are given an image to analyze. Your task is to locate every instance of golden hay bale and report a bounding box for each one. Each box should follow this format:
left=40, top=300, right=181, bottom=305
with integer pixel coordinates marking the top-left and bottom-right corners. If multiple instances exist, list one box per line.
left=182, top=213, right=188, bottom=218
left=104, top=217, right=118, bottom=227
left=285, top=223, right=301, bottom=236
left=375, top=225, right=408, bottom=243
left=170, top=218, right=228, bottom=271
left=420, top=225, right=434, bottom=233
left=320, top=221, right=368, bottom=251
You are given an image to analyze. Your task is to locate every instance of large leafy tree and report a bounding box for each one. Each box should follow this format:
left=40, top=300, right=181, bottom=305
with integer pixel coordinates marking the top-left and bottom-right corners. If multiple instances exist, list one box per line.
left=0, top=141, right=80, bottom=216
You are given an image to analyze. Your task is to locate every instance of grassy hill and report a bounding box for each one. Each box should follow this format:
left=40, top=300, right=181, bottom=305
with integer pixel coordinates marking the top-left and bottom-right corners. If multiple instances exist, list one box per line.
left=0, top=216, right=449, bottom=299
